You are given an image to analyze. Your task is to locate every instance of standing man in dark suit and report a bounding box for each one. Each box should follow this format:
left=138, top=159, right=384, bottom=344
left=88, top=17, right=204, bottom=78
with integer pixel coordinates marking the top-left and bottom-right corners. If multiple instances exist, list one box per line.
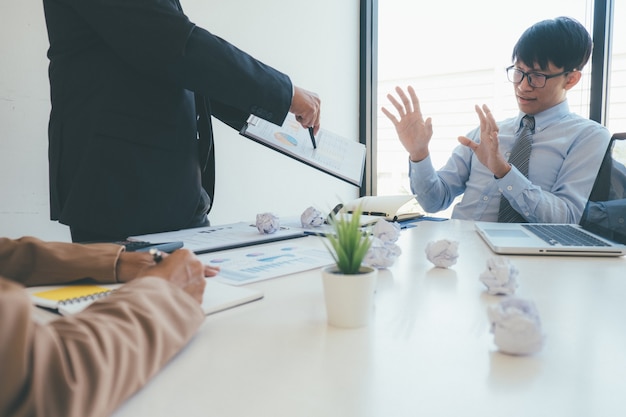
left=42, top=0, right=321, bottom=242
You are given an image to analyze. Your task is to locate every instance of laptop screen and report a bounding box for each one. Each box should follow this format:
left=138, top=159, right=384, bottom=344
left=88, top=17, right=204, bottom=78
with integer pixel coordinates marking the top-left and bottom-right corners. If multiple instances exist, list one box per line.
left=580, top=134, right=626, bottom=244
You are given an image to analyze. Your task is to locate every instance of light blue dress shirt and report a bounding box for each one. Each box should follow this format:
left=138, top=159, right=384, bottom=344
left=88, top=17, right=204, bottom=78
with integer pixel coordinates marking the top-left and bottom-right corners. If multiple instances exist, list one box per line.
left=409, top=100, right=611, bottom=223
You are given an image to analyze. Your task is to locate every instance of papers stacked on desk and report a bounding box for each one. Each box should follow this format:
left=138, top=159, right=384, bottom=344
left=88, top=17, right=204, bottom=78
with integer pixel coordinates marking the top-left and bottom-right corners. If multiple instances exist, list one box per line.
left=131, top=221, right=332, bottom=285
left=130, top=222, right=306, bottom=254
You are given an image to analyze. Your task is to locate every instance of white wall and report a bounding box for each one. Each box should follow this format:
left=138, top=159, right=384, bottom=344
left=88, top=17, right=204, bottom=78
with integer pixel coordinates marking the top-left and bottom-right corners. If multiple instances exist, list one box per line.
left=0, top=2, right=64, bottom=239
left=0, top=1, right=360, bottom=241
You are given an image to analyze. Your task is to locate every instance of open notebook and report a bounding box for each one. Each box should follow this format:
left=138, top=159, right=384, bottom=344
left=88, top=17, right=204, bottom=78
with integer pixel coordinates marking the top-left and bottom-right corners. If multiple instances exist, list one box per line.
left=27, top=279, right=263, bottom=316
left=340, top=195, right=424, bottom=222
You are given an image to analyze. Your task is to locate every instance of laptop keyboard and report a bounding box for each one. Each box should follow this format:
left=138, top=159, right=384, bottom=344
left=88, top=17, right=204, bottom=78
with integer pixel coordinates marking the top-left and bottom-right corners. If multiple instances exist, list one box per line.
left=522, top=224, right=610, bottom=247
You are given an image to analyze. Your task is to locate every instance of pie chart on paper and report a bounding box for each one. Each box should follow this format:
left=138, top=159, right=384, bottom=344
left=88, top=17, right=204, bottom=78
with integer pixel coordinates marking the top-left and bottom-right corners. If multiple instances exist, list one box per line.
left=274, top=132, right=298, bottom=146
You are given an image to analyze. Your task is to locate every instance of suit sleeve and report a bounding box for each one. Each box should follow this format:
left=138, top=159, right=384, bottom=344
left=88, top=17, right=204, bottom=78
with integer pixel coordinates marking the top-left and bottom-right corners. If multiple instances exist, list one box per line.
left=0, top=276, right=204, bottom=417
left=162, top=26, right=293, bottom=127
left=0, top=237, right=123, bottom=287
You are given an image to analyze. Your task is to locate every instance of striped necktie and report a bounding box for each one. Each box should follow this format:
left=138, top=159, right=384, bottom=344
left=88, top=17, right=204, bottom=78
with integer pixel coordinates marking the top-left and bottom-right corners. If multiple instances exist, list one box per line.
left=497, top=115, right=535, bottom=223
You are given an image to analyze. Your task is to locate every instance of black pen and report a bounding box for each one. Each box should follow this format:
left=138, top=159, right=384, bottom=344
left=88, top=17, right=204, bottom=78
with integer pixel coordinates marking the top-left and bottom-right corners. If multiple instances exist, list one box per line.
left=347, top=210, right=388, bottom=217
left=149, top=248, right=163, bottom=263
left=308, top=127, right=317, bottom=149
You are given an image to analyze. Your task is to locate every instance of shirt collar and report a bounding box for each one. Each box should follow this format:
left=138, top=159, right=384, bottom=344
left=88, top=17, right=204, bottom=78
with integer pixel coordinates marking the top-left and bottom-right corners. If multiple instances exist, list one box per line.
left=516, top=100, right=570, bottom=133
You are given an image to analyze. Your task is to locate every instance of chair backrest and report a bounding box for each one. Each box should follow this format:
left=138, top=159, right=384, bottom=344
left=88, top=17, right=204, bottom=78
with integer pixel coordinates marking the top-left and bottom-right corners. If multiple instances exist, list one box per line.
left=587, top=133, right=626, bottom=202
left=581, top=132, right=626, bottom=243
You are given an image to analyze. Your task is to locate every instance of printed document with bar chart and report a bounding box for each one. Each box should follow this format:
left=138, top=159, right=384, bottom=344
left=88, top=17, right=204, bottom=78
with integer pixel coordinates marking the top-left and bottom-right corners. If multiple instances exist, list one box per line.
left=240, top=113, right=366, bottom=186
left=198, top=241, right=334, bottom=285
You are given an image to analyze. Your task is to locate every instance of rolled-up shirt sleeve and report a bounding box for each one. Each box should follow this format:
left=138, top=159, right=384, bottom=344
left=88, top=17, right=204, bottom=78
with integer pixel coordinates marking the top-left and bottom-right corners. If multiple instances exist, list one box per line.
left=0, top=276, right=204, bottom=417
left=0, top=236, right=123, bottom=286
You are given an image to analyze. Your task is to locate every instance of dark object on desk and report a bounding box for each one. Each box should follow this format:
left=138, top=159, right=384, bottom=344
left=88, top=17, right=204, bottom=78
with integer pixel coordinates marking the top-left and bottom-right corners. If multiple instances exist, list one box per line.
left=117, top=241, right=184, bottom=253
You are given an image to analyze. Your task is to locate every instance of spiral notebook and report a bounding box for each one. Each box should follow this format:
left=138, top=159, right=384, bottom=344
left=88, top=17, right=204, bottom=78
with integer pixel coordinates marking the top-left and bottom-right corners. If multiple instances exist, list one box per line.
left=28, top=284, right=118, bottom=316
left=27, top=280, right=263, bottom=316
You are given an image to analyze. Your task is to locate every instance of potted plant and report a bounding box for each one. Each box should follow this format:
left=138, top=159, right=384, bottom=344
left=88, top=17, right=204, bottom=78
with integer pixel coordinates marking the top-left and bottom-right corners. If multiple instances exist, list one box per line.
left=321, top=206, right=377, bottom=328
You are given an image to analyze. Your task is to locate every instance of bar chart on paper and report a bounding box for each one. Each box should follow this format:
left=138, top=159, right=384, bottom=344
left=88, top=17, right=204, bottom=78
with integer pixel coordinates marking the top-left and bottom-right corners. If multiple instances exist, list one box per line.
left=199, top=241, right=334, bottom=285
left=240, top=113, right=366, bottom=186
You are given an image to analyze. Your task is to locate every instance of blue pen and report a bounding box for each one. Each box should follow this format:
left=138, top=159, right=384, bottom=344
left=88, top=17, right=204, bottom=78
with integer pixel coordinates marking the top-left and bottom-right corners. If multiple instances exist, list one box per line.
left=308, top=127, right=317, bottom=149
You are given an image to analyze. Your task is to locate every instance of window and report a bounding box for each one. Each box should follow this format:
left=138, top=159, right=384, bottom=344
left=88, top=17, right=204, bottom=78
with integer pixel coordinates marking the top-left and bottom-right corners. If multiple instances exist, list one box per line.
left=371, top=0, right=622, bottom=215
left=607, top=0, right=626, bottom=163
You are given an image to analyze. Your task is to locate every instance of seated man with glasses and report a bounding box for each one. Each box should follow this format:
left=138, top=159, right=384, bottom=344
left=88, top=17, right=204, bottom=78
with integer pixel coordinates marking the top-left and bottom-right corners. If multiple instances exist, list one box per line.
left=382, top=16, right=610, bottom=223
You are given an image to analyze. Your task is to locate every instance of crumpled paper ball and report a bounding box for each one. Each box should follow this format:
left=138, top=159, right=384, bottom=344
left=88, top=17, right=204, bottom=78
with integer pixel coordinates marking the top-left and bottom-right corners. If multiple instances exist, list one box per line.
left=363, top=219, right=402, bottom=268
left=372, top=219, right=401, bottom=243
left=487, top=297, right=545, bottom=356
left=300, top=206, right=325, bottom=228
left=425, top=239, right=459, bottom=268
left=256, top=212, right=280, bottom=234
left=364, top=236, right=402, bottom=268
left=479, top=257, right=519, bottom=295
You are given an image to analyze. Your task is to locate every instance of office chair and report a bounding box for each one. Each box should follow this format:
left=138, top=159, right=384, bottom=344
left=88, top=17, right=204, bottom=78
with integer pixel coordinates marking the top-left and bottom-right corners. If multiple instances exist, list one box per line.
left=587, top=132, right=626, bottom=203
left=580, top=132, right=626, bottom=243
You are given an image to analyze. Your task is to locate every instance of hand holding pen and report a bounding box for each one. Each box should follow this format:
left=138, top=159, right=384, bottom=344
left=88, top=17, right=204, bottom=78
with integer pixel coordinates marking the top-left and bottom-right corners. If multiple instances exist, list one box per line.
left=145, top=249, right=207, bottom=304
left=290, top=85, right=321, bottom=136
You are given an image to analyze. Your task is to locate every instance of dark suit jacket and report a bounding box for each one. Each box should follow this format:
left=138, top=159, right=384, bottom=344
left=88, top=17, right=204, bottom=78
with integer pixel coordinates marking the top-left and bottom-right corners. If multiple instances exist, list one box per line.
left=43, top=0, right=292, bottom=238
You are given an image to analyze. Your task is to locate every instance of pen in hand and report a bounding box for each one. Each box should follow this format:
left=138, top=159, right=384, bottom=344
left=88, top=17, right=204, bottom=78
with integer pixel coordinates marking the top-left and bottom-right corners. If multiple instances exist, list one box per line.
left=308, top=127, right=317, bottom=149
left=149, top=248, right=164, bottom=263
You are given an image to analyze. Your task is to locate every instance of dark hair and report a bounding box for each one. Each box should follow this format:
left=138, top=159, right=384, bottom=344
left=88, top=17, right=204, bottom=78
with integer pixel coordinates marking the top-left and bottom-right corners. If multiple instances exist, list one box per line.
left=512, top=16, right=592, bottom=72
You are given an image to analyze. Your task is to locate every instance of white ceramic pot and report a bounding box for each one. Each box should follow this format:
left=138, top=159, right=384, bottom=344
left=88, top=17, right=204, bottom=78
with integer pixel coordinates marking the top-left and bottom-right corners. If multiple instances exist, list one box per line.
left=321, top=265, right=378, bottom=328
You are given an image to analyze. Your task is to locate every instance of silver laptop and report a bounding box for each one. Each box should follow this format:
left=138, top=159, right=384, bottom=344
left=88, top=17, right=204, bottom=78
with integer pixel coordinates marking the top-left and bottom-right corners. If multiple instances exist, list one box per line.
left=476, top=134, right=626, bottom=257
left=475, top=221, right=626, bottom=256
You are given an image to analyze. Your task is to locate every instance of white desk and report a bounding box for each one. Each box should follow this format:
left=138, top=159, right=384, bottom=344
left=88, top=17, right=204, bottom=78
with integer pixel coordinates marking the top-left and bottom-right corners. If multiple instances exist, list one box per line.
left=112, top=219, right=626, bottom=417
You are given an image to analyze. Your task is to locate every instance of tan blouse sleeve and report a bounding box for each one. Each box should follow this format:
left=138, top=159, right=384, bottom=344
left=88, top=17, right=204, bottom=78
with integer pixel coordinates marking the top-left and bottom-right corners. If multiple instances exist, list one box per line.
left=0, top=276, right=204, bottom=417
left=0, top=236, right=123, bottom=286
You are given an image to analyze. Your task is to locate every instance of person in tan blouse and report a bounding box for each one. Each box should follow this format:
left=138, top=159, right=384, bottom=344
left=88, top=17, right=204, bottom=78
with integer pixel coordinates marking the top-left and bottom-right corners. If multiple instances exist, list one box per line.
left=0, top=236, right=219, bottom=417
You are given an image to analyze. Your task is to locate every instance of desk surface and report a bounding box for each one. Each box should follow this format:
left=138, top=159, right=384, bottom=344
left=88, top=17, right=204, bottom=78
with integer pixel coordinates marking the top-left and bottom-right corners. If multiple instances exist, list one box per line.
left=112, top=219, right=626, bottom=417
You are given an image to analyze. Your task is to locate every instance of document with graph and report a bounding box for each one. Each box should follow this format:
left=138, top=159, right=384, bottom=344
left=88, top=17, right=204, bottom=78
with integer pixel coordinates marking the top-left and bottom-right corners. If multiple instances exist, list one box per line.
left=199, top=241, right=334, bottom=285
left=240, top=113, right=366, bottom=186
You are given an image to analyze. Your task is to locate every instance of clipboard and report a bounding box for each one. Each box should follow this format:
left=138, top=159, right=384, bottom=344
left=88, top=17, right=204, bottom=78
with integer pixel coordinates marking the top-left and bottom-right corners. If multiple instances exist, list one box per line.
left=130, top=222, right=306, bottom=254
left=240, top=113, right=366, bottom=186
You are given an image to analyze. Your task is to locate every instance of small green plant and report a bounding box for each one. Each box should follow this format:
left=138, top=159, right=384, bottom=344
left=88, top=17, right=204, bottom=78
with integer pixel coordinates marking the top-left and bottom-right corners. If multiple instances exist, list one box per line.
left=324, top=205, right=372, bottom=274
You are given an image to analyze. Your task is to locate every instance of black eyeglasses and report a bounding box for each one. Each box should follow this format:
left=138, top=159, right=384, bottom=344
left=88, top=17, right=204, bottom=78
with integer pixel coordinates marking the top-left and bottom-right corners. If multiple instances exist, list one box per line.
left=506, top=65, right=570, bottom=88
